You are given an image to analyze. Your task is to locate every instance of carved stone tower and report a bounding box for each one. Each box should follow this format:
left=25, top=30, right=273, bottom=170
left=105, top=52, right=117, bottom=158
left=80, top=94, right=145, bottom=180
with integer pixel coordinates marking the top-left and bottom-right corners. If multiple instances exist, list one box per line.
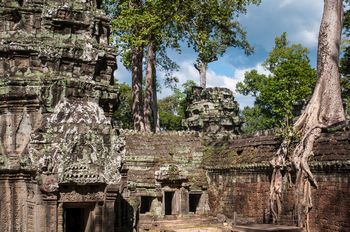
left=0, top=1, right=124, bottom=231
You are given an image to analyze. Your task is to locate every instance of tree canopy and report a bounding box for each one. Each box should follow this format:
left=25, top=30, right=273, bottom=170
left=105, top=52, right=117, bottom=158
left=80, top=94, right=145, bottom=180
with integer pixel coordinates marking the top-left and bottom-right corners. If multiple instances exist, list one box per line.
left=236, top=33, right=317, bottom=133
left=110, top=0, right=183, bottom=131
left=178, top=0, right=260, bottom=88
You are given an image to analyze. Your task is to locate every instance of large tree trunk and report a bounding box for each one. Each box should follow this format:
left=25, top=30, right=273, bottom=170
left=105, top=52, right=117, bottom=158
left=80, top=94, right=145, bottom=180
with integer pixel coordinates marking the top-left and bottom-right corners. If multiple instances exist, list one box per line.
left=194, top=60, right=208, bottom=89
left=130, top=0, right=144, bottom=131
left=269, top=1, right=345, bottom=231
left=144, top=41, right=157, bottom=132
left=131, top=46, right=145, bottom=131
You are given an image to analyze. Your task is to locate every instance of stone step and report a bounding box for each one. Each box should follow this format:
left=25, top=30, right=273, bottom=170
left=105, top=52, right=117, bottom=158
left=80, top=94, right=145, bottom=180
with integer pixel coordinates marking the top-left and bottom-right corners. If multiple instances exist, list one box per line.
left=139, top=216, right=224, bottom=232
left=232, top=224, right=301, bottom=232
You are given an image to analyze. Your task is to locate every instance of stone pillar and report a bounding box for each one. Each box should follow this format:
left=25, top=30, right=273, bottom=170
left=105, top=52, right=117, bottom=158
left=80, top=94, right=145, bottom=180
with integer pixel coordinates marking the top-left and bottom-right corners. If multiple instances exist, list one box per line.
left=10, top=176, right=21, bottom=232
left=57, top=203, right=64, bottom=232
left=180, top=187, right=189, bottom=216
left=103, top=185, right=119, bottom=232
left=43, top=196, right=58, bottom=232
left=0, top=175, right=11, bottom=232
left=94, top=203, right=103, bottom=232
left=0, top=172, right=36, bottom=232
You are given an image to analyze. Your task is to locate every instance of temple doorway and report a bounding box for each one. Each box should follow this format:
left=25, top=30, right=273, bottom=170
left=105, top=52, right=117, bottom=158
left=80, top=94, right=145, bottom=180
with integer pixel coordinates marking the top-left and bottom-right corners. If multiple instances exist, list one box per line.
left=64, top=206, right=93, bottom=232
left=140, top=196, right=154, bottom=214
left=189, top=193, right=201, bottom=213
left=164, top=191, right=175, bottom=215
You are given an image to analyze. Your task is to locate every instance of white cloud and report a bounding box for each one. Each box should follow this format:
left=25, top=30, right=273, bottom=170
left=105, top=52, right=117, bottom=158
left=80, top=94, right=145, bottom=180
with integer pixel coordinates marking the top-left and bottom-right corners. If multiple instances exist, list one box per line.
left=279, top=0, right=293, bottom=8
left=240, top=0, right=323, bottom=52
left=114, top=59, right=131, bottom=84
left=296, top=29, right=319, bottom=47
left=158, top=61, right=270, bottom=108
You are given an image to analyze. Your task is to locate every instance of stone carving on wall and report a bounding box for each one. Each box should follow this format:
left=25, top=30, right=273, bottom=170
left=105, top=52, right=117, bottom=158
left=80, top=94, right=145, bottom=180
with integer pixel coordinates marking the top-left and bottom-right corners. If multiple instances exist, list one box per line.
left=28, top=99, right=125, bottom=190
left=155, top=164, right=188, bottom=182
left=0, top=0, right=122, bottom=191
left=0, top=1, right=127, bottom=231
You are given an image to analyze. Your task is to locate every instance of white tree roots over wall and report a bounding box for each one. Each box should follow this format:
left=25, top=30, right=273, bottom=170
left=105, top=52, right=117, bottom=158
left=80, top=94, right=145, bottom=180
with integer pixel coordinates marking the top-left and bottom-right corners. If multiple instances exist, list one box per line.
left=269, top=1, right=346, bottom=231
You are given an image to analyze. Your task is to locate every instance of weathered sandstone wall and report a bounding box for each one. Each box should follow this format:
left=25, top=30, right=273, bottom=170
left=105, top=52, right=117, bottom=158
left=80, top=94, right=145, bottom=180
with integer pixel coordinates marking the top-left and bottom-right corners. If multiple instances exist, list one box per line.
left=205, top=130, right=350, bottom=232
left=123, top=129, right=349, bottom=231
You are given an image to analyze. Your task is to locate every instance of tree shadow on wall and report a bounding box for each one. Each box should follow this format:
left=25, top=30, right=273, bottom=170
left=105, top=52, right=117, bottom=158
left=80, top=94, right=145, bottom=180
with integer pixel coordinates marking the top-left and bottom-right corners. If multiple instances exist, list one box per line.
left=115, top=194, right=139, bottom=232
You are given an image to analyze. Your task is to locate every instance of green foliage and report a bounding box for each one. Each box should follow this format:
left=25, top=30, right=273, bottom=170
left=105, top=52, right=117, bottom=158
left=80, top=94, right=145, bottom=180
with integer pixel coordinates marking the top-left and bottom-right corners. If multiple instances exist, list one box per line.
left=239, top=106, right=274, bottom=133
left=236, top=70, right=267, bottom=97
left=179, top=0, right=260, bottom=77
left=158, top=92, right=184, bottom=130
left=111, top=0, right=181, bottom=68
left=158, top=80, right=196, bottom=130
left=343, top=1, right=350, bottom=38
left=113, top=83, right=133, bottom=129
left=341, top=1, right=350, bottom=117
left=236, top=33, right=317, bottom=133
left=102, top=0, right=118, bottom=17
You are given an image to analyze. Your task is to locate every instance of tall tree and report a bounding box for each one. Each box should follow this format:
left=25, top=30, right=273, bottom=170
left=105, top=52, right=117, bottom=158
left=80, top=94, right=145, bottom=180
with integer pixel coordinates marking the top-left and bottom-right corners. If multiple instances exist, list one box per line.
left=236, top=33, right=316, bottom=133
left=112, top=0, right=146, bottom=131
left=112, top=0, right=181, bottom=132
left=179, top=0, right=260, bottom=88
left=141, top=1, right=181, bottom=132
left=269, top=1, right=345, bottom=231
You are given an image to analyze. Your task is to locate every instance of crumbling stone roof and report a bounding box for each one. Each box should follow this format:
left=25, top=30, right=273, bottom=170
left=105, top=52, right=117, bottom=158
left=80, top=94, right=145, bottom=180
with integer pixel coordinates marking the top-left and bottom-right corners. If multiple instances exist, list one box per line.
left=183, top=87, right=242, bottom=133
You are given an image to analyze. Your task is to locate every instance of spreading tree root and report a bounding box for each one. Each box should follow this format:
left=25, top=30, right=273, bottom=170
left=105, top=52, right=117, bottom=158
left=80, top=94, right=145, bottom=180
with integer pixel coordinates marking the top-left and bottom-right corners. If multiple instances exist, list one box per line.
left=269, top=1, right=345, bottom=230
left=270, top=140, right=288, bottom=223
left=292, top=127, right=321, bottom=231
left=269, top=127, right=321, bottom=231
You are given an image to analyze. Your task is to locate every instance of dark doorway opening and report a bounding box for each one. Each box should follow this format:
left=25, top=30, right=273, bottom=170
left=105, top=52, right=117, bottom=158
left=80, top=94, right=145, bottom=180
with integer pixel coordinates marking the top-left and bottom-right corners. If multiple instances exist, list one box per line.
left=164, top=191, right=175, bottom=215
left=64, top=207, right=91, bottom=232
left=189, top=193, right=201, bottom=213
left=140, top=196, right=154, bottom=214
left=115, top=194, right=134, bottom=231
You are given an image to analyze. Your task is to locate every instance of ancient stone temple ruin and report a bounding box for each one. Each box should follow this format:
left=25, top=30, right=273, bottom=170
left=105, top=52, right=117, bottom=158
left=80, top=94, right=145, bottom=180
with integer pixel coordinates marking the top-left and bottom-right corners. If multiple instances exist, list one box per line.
left=182, top=86, right=242, bottom=133
left=0, top=0, right=122, bottom=231
left=0, top=1, right=349, bottom=232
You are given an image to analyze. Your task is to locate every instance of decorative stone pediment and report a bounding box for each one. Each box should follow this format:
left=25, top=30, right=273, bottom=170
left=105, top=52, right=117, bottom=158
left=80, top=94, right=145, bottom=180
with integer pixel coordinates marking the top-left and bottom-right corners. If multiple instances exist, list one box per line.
left=29, top=99, right=125, bottom=187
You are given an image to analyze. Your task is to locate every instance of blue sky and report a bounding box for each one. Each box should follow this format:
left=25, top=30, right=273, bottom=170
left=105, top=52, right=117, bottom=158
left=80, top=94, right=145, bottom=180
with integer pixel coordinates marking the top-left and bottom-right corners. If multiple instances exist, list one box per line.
left=114, top=0, right=324, bottom=109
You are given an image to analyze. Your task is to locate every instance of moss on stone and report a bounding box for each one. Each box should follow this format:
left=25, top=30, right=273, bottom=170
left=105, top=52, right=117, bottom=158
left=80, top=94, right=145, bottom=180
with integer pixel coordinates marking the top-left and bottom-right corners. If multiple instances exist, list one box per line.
left=202, top=144, right=238, bottom=168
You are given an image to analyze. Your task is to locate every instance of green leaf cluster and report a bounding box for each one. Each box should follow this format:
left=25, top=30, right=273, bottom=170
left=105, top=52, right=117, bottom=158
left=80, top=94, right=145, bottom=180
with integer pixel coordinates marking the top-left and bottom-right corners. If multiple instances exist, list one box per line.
left=110, top=0, right=181, bottom=68
left=158, top=80, right=196, bottom=130
left=236, top=33, right=317, bottom=133
left=341, top=1, right=350, bottom=117
left=113, top=82, right=133, bottom=129
left=179, top=0, right=260, bottom=65
left=109, top=0, right=259, bottom=78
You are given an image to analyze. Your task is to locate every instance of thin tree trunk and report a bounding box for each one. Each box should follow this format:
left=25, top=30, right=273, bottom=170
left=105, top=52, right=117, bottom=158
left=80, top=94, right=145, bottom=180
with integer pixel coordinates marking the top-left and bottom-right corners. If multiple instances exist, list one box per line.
left=131, top=46, right=144, bottom=131
left=144, top=41, right=156, bottom=132
left=194, top=60, right=208, bottom=89
left=151, top=54, right=160, bottom=132
left=269, top=1, right=345, bottom=231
